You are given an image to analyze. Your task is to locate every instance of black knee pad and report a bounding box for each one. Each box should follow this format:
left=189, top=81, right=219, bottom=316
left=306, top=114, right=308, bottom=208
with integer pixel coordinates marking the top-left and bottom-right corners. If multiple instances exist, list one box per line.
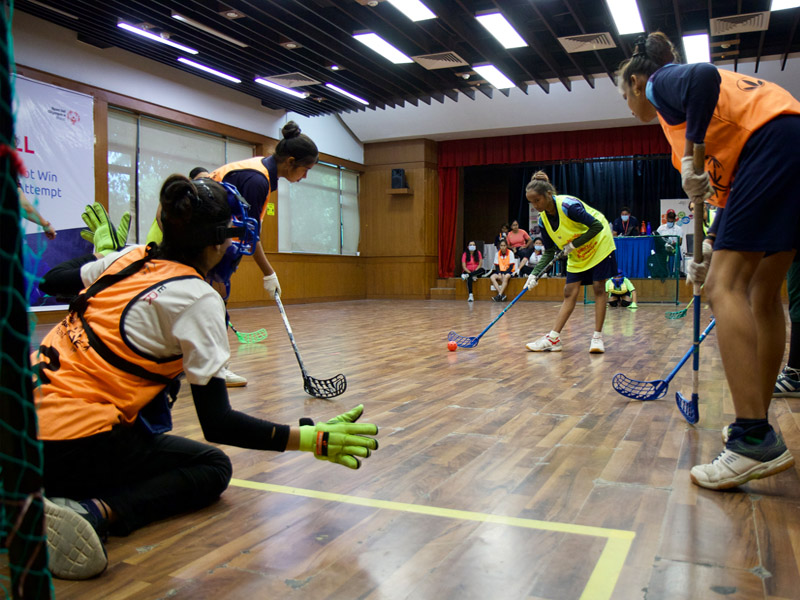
left=621, top=299, right=632, bottom=307
left=608, top=299, right=619, bottom=307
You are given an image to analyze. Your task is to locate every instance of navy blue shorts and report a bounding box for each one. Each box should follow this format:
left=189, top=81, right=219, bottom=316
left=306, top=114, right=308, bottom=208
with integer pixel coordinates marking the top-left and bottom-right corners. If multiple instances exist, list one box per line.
left=714, top=115, right=800, bottom=253
left=566, top=251, right=618, bottom=285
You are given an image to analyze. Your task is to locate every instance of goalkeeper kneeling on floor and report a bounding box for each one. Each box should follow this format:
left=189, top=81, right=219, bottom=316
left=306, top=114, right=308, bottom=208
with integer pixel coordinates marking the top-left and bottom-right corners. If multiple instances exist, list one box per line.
left=32, top=175, right=379, bottom=582
left=606, top=270, right=638, bottom=308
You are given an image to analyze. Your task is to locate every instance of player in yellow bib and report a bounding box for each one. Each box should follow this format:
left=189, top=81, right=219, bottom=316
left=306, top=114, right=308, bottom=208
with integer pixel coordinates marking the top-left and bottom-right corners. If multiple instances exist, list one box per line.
left=523, top=178, right=617, bottom=353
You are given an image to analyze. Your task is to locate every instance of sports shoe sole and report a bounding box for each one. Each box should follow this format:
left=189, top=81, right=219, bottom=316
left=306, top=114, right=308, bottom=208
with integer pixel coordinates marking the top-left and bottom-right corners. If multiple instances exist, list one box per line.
left=525, top=342, right=562, bottom=352
left=773, top=390, right=800, bottom=398
left=44, top=497, right=107, bottom=579
left=225, top=379, right=248, bottom=388
left=690, top=450, right=795, bottom=490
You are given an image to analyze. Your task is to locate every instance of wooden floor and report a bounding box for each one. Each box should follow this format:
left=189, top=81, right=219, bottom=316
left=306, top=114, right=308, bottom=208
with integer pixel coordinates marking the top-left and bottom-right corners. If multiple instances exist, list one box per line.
left=23, top=299, right=800, bottom=599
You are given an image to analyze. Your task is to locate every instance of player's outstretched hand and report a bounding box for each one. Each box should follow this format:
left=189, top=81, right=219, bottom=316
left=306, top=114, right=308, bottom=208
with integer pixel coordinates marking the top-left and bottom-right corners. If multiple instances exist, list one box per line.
left=80, top=202, right=130, bottom=256
left=524, top=272, right=539, bottom=291
left=299, top=405, right=378, bottom=469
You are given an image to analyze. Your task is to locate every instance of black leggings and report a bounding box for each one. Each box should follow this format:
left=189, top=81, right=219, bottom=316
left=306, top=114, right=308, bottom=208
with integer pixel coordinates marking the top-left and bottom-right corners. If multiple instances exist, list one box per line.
left=465, top=268, right=487, bottom=293
left=42, top=425, right=232, bottom=536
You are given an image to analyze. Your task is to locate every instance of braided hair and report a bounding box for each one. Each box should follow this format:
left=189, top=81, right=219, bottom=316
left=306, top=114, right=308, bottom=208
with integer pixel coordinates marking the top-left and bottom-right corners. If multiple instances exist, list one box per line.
left=616, top=32, right=681, bottom=93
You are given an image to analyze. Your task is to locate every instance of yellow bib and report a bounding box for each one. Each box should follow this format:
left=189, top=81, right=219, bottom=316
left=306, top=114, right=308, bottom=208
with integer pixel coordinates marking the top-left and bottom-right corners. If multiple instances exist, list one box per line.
left=541, top=195, right=615, bottom=273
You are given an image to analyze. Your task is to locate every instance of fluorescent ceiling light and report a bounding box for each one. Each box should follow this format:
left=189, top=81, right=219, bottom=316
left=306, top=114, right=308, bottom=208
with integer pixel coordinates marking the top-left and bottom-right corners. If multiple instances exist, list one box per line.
left=605, top=0, right=645, bottom=35
left=178, top=58, right=241, bottom=83
left=475, top=12, right=527, bottom=49
left=171, top=11, right=248, bottom=48
left=255, top=78, right=309, bottom=99
left=353, top=33, right=413, bottom=64
left=771, top=0, right=800, bottom=9
left=26, top=0, right=78, bottom=20
left=683, top=33, right=710, bottom=64
left=387, top=0, right=436, bottom=21
left=472, top=64, right=515, bottom=89
left=325, top=83, right=369, bottom=105
left=117, top=22, right=198, bottom=54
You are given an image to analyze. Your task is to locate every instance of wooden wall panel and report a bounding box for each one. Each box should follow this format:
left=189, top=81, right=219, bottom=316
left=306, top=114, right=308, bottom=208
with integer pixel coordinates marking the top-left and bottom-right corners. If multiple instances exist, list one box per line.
left=364, top=257, right=437, bottom=299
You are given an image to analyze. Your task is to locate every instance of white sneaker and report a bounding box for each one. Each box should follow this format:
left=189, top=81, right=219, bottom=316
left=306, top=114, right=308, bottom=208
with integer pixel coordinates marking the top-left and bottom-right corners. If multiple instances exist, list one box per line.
left=468, top=293, right=474, bottom=302
left=44, top=497, right=107, bottom=580
left=589, top=337, right=605, bottom=354
left=690, top=446, right=794, bottom=490
left=223, top=367, right=247, bottom=387
left=526, top=335, right=562, bottom=352
left=461, top=273, right=469, bottom=280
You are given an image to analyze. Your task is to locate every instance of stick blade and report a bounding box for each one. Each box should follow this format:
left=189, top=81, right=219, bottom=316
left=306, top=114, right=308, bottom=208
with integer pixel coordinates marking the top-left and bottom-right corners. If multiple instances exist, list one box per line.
left=612, top=373, right=668, bottom=401
left=447, top=331, right=478, bottom=348
left=236, top=328, right=268, bottom=344
left=304, top=373, right=347, bottom=399
left=676, top=392, right=699, bottom=424
left=664, top=308, right=687, bottom=320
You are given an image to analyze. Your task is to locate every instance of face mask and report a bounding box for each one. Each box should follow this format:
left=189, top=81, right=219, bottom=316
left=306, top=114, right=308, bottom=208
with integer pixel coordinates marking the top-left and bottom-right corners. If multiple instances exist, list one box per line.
left=534, top=245, right=544, bottom=251
left=666, top=222, right=674, bottom=228
left=468, top=245, right=476, bottom=251
left=621, top=215, right=629, bottom=222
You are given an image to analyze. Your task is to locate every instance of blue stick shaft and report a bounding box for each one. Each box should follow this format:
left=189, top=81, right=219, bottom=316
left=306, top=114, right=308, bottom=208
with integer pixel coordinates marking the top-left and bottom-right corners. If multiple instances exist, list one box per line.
left=665, top=318, right=716, bottom=383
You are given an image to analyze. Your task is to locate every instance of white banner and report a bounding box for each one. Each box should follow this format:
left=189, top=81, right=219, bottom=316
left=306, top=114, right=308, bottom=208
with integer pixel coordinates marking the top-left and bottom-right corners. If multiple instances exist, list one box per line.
left=15, top=76, right=95, bottom=308
left=15, top=76, right=94, bottom=232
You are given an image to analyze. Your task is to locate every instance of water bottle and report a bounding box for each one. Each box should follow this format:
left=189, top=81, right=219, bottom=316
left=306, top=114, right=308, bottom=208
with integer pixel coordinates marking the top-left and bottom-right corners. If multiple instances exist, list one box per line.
left=640, top=221, right=646, bottom=235
left=646, top=221, right=652, bottom=235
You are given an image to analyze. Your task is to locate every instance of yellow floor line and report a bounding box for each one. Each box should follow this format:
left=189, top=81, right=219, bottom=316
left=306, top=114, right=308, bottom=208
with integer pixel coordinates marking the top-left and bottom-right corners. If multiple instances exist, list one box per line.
left=230, top=478, right=635, bottom=599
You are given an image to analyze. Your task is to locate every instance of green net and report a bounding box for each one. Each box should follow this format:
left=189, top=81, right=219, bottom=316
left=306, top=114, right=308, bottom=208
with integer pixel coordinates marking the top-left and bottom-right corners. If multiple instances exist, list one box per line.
left=0, top=2, right=54, bottom=597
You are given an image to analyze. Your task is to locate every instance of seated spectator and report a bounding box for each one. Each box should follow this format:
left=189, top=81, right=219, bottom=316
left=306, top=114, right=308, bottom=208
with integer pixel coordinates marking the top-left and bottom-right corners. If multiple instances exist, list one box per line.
left=518, top=237, right=545, bottom=277
left=506, top=220, right=531, bottom=256
left=656, top=209, right=683, bottom=248
left=612, top=206, right=640, bottom=237
left=606, top=270, right=638, bottom=308
left=490, top=239, right=515, bottom=302
left=494, top=223, right=509, bottom=251
left=460, top=240, right=486, bottom=302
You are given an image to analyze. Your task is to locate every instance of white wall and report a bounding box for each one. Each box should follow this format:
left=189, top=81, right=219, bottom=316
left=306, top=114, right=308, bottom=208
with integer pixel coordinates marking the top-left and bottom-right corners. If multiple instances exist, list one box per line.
left=11, top=11, right=363, bottom=164
left=340, top=55, right=800, bottom=144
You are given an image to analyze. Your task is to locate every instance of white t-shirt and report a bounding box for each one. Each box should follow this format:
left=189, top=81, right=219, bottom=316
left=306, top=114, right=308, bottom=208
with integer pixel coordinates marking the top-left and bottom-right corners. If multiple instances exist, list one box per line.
left=80, top=246, right=231, bottom=385
left=656, top=223, right=683, bottom=244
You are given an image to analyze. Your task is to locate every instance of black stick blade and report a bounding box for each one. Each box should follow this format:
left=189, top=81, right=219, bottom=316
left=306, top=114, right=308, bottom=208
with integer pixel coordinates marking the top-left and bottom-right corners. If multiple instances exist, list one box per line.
left=304, top=373, right=347, bottom=399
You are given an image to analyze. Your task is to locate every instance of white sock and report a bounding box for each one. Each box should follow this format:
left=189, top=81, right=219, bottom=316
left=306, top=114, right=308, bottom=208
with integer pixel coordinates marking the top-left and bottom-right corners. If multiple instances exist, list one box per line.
left=549, top=330, right=560, bottom=340
left=592, top=331, right=603, bottom=339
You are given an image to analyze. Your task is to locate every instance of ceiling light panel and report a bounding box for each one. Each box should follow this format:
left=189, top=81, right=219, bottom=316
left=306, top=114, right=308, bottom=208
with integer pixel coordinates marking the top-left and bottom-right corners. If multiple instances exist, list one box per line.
left=325, top=83, right=370, bottom=105
left=353, top=32, right=413, bottom=63
left=387, top=0, right=436, bottom=21
left=472, top=64, right=514, bottom=89
left=605, top=0, right=645, bottom=35
left=117, top=21, right=198, bottom=54
left=255, top=78, right=309, bottom=99
left=177, top=58, right=241, bottom=83
left=683, top=33, right=711, bottom=63
left=475, top=12, right=527, bottom=49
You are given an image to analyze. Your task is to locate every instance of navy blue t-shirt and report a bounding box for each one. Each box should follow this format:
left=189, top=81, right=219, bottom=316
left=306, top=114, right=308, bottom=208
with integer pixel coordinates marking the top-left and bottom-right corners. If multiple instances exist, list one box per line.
left=220, top=156, right=278, bottom=221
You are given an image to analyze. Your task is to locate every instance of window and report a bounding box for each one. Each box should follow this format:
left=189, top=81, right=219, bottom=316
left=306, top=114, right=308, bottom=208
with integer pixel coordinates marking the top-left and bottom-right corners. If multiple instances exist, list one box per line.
left=278, top=162, right=360, bottom=255
left=107, top=109, right=255, bottom=243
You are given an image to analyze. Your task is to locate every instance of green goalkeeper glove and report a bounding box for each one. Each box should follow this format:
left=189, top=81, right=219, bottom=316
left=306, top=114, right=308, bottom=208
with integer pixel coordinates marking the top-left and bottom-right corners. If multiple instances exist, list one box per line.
left=299, top=404, right=379, bottom=469
left=80, top=202, right=130, bottom=256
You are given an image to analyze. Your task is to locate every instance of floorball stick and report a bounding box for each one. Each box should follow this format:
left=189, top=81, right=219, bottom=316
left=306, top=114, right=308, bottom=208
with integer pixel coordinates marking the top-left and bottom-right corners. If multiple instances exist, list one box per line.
left=274, top=294, right=346, bottom=399
left=447, top=250, right=564, bottom=348
left=612, top=318, right=715, bottom=401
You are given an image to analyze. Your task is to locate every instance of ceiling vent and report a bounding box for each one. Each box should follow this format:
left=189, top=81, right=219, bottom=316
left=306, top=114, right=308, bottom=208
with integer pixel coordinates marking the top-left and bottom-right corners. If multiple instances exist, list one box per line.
left=710, top=12, right=770, bottom=36
left=412, top=51, right=469, bottom=70
left=261, top=73, right=321, bottom=88
left=558, top=32, right=616, bottom=53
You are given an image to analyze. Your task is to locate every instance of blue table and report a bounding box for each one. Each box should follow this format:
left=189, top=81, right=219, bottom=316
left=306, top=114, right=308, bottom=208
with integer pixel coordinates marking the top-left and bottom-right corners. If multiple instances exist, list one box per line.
left=614, top=235, right=680, bottom=279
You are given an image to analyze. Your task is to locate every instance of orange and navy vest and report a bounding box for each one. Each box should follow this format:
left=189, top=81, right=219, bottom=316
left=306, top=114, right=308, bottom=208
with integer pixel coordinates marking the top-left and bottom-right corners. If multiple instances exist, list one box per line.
left=32, top=247, right=202, bottom=440
left=210, top=157, right=272, bottom=220
left=658, top=68, right=800, bottom=208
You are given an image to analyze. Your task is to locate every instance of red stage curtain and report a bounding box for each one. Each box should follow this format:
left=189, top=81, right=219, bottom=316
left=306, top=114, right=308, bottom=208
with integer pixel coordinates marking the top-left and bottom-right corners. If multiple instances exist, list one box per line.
left=437, top=166, right=459, bottom=278
left=438, top=125, right=670, bottom=168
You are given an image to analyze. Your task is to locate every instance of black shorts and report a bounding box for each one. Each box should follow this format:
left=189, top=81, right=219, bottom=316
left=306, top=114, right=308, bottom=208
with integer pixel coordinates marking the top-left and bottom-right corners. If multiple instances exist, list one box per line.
left=566, top=251, right=618, bottom=285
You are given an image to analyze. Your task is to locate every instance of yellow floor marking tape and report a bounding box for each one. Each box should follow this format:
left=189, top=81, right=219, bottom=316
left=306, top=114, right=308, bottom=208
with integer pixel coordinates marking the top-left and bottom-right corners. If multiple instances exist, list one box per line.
left=230, top=479, right=634, bottom=599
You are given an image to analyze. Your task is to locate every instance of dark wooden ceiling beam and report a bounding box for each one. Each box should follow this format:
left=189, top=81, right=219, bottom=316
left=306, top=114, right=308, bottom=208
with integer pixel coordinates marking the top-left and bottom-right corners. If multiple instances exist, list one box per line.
left=782, top=10, right=799, bottom=71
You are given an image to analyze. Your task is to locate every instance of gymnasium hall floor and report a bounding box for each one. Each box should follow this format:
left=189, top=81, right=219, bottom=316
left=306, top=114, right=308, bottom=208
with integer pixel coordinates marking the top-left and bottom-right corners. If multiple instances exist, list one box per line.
left=33, top=299, right=800, bottom=599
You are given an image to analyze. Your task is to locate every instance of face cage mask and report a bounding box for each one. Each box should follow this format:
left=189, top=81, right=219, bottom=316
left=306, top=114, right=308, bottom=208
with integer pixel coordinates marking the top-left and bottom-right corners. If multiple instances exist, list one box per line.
left=205, top=181, right=260, bottom=300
